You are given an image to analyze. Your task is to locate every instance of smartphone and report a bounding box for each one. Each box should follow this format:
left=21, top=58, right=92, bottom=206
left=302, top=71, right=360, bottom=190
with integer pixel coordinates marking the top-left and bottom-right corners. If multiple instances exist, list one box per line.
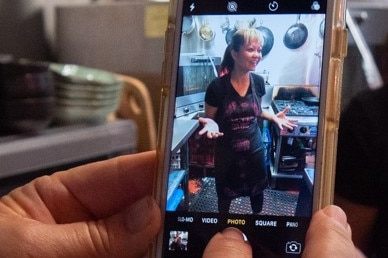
left=154, top=0, right=347, bottom=257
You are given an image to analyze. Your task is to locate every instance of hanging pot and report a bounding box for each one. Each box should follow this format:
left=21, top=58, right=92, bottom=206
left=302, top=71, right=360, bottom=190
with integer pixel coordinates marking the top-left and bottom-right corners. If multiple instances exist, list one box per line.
left=319, top=19, right=325, bottom=38
left=182, top=16, right=195, bottom=35
left=199, top=23, right=215, bottom=41
left=225, top=19, right=247, bottom=44
left=283, top=14, right=308, bottom=49
left=225, top=27, right=237, bottom=44
left=256, top=23, right=274, bottom=57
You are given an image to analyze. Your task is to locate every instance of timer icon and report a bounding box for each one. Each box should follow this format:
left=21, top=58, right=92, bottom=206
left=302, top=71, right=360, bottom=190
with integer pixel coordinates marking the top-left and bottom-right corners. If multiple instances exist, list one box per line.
left=268, top=1, right=279, bottom=11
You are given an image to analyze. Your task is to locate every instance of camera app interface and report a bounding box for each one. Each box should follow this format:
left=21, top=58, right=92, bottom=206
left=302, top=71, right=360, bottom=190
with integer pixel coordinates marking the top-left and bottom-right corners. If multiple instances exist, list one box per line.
left=164, top=0, right=327, bottom=257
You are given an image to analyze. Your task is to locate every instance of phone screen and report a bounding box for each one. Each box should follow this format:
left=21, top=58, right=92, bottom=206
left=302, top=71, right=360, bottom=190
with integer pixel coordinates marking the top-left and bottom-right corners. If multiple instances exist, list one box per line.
left=155, top=0, right=346, bottom=257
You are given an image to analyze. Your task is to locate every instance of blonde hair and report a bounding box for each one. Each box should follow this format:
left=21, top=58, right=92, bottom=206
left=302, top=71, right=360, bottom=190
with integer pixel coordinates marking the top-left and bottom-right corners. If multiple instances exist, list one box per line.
left=220, top=28, right=264, bottom=74
left=239, top=28, right=264, bottom=47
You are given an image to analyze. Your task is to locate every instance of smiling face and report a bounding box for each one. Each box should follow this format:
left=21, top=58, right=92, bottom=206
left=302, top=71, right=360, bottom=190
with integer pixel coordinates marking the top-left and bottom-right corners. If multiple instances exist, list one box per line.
left=229, top=28, right=263, bottom=74
left=232, top=39, right=263, bottom=73
left=220, top=28, right=264, bottom=74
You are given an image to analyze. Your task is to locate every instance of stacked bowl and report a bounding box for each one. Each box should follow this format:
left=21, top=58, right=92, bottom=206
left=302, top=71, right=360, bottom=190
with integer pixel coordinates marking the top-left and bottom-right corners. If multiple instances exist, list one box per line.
left=49, top=63, right=123, bottom=125
left=0, top=60, right=55, bottom=134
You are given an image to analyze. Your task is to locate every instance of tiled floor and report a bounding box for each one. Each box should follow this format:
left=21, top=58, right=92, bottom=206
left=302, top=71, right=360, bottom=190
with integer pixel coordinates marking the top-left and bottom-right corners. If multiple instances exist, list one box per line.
left=188, top=177, right=299, bottom=216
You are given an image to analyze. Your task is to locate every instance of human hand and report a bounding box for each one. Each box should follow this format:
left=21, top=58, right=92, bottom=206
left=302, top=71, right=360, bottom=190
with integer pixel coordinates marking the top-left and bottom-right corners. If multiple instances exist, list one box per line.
left=203, top=227, right=252, bottom=258
left=273, top=105, right=298, bottom=130
left=198, top=117, right=224, bottom=139
left=303, top=205, right=366, bottom=258
left=202, top=205, right=365, bottom=258
left=0, top=151, right=161, bottom=258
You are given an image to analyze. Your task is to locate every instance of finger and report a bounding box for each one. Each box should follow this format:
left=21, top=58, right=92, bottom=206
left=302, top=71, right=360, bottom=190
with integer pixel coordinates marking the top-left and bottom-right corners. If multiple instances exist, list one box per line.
left=3, top=151, right=157, bottom=222
left=281, top=106, right=290, bottom=113
left=283, top=123, right=297, bottom=130
left=203, top=228, right=252, bottom=258
left=198, top=127, right=207, bottom=135
left=198, top=117, right=208, bottom=127
left=198, top=117, right=206, bottom=123
left=320, top=205, right=350, bottom=231
left=0, top=197, right=161, bottom=258
left=58, top=151, right=157, bottom=219
left=303, top=205, right=364, bottom=258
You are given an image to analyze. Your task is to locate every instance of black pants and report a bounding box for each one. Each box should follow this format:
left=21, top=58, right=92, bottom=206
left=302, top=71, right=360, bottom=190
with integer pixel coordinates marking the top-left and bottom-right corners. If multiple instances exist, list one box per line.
left=218, top=192, right=264, bottom=213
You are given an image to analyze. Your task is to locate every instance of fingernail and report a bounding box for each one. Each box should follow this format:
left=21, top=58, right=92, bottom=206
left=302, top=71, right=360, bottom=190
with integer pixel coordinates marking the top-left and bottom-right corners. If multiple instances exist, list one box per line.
left=322, top=205, right=348, bottom=229
left=126, top=196, right=154, bottom=233
left=222, top=227, right=248, bottom=242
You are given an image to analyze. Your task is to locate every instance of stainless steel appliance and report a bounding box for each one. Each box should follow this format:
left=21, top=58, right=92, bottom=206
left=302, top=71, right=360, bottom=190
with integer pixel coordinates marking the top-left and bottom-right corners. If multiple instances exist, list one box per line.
left=177, top=54, right=221, bottom=97
left=173, top=53, right=221, bottom=167
left=167, top=54, right=221, bottom=210
left=269, top=87, right=319, bottom=188
left=175, top=93, right=205, bottom=119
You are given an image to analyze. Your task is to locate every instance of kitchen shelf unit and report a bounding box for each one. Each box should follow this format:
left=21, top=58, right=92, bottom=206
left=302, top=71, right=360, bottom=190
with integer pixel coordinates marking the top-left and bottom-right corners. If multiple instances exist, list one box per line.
left=0, top=120, right=137, bottom=194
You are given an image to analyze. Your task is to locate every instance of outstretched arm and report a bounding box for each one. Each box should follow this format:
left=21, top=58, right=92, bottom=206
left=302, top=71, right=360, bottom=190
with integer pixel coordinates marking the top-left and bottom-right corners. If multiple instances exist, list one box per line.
left=262, top=106, right=298, bottom=130
left=198, top=104, right=224, bottom=139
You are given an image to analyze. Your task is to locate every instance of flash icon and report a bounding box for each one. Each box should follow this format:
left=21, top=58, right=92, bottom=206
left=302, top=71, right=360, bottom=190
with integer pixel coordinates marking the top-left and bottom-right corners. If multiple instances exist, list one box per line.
left=190, top=3, right=195, bottom=12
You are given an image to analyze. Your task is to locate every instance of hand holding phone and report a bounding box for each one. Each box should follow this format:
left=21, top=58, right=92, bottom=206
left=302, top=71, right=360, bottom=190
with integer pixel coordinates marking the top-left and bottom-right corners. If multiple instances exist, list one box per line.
left=154, top=0, right=347, bottom=257
left=202, top=206, right=364, bottom=258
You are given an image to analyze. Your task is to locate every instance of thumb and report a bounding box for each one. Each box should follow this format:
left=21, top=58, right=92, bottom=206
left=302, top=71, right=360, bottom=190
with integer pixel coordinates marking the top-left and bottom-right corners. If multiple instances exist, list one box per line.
left=15, top=197, right=161, bottom=258
left=203, top=227, right=252, bottom=258
left=303, top=205, right=365, bottom=258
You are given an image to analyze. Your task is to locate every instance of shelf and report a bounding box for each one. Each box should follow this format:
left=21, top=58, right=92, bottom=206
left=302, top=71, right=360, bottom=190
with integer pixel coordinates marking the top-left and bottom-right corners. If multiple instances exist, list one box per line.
left=0, top=120, right=137, bottom=179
